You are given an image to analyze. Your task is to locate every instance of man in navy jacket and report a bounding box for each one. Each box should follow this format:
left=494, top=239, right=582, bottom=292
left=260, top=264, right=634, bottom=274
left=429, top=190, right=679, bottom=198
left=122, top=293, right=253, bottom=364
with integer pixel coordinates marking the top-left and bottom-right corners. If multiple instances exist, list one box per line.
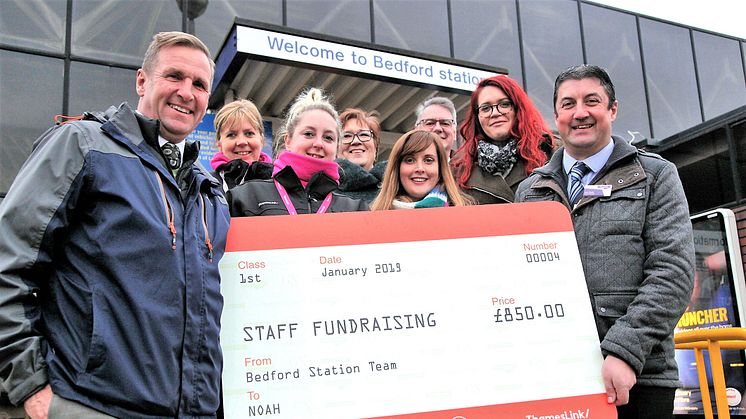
left=0, top=32, right=230, bottom=418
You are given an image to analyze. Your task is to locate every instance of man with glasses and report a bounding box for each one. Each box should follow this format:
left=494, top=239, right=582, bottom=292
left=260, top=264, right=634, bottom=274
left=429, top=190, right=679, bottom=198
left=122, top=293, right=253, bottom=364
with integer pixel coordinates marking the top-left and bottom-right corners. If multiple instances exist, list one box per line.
left=414, top=97, right=458, bottom=156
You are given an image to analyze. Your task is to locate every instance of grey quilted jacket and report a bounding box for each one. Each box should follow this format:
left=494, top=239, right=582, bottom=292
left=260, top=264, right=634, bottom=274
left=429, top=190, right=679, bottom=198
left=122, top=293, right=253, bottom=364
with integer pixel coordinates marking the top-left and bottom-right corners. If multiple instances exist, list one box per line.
left=515, top=137, right=695, bottom=387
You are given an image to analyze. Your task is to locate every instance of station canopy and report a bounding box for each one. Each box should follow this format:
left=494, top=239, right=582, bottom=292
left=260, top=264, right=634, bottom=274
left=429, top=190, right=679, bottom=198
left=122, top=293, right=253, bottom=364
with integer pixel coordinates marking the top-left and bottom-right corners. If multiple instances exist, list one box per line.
left=209, top=20, right=507, bottom=134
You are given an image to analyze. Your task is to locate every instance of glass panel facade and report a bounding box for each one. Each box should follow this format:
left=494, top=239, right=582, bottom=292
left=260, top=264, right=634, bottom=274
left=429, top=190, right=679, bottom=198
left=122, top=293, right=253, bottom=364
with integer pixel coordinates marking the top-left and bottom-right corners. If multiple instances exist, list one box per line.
left=519, top=0, right=584, bottom=124
left=732, top=121, right=746, bottom=200
left=287, top=0, right=371, bottom=43
left=451, top=0, right=522, bottom=85
left=1, top=0, right=744, bottom=216
left=693, top=31, right=746, bottom=120
left=639, top=18, right=701, bottom=140
left=0, top=51, right=64, bottom=194
left=743, top=42, right=746, bottom=84
left=660, top=128, right=736, bottom=213
left=0, top=0, right=66, bottom=53
left=71, top=0, right=181, bottom=66
left=581, top=4, right=650, bottom=141
left=68, top=62, right=139, bottom=115
left=195, top=0, right=283, bottom=56
left=372, top=0, right=451, bottom=57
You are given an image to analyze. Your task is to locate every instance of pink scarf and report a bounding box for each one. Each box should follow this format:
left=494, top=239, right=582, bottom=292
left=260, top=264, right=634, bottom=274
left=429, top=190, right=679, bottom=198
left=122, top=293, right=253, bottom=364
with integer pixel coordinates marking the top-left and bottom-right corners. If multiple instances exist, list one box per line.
left=273, top=151, right=340, bottom=187
left=210, top=151, right=272, bottom=170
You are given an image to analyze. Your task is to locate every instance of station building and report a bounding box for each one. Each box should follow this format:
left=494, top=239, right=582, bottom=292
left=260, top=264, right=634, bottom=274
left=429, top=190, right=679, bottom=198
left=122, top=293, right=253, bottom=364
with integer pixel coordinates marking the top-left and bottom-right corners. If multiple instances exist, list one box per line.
left=1, top=0, right=744, bottom=268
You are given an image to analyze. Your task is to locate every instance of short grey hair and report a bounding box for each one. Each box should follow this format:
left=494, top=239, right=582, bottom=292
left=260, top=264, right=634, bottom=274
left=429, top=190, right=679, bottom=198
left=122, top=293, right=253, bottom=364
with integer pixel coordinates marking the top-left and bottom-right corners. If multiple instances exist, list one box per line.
left=415, top=97, right=457, bottom=123
left=142, top=31, right=214, bottom=80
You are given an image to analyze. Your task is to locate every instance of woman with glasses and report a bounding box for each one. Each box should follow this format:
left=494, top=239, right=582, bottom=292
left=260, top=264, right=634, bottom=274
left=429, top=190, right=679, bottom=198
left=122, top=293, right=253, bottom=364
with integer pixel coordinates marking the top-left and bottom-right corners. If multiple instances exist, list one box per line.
left=371, top=130, right=471, bottom=210
left=227, top=88, right=367, bottom=216
left=336, top=108, right=386, bottom=203
left=210, top=99, right=273, bottom=193
left=451, top=75, right=554, bottom=204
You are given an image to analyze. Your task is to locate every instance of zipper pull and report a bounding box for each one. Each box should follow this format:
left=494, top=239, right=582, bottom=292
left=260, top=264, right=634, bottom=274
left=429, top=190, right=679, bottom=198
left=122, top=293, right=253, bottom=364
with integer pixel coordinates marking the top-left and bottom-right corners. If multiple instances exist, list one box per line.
left=206, top=237, right=214, bottom=262
left=169, top=222, right=177, bottom=250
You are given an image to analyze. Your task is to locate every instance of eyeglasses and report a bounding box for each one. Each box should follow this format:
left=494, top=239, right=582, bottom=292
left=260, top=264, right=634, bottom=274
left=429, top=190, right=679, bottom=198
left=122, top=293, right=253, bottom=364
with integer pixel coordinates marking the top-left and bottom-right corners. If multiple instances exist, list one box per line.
left=416, top=118, right=456, bottom=129
left=341, top=130, right=374, bottom=144
left=477, top=101, right=514, bottom=117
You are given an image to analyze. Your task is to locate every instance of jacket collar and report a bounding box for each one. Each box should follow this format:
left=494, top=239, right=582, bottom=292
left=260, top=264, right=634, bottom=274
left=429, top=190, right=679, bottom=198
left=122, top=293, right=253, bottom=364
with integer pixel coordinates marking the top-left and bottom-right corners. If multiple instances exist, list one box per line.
left=596, top=136, right=639, bottom=178
left=531, top=136, right=646, bottom=208
left=336, top=159, right=385, bottom=191
left=96, top=103, right=166, bottom=173
left=132, top=111, right=200, bottom=170
left=95, top=103, right=211, bottom=187
left=535, top=136, right=637, bottom=179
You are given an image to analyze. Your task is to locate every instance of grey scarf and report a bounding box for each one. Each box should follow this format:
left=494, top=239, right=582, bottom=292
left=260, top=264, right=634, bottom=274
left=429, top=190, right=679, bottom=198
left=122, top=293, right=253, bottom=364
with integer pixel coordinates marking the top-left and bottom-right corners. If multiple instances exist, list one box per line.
left=477, top=139, right=518, bottom=177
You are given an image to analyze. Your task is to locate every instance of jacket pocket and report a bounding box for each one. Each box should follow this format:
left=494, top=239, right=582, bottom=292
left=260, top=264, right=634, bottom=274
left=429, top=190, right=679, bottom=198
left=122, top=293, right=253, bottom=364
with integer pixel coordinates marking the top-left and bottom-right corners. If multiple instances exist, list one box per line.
left=597, top=185, right=646, bottom=219
left=593, top=292, right=636, bottom=339
left=641, top=353, right=667, bottom=374
left=592, top=186, right=646, bottom=237
left=84, top=292, right=106, bottom=373
left=520, top=191, right=561, bottom=203
left=599, top=184, right=646, bottom=200
left=246, top=203, right=290, bottom=216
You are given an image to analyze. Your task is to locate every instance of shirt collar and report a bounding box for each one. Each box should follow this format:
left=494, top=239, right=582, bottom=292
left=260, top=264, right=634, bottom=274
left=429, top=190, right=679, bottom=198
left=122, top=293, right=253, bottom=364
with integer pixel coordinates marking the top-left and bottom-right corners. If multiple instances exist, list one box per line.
left=562, top=137, right=615, bottom=175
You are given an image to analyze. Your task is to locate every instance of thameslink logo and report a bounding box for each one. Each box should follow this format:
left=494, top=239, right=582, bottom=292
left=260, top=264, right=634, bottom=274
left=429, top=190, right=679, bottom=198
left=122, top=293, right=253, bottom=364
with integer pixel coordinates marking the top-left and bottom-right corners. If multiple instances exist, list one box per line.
left=526, top=409, right=589, bottom=419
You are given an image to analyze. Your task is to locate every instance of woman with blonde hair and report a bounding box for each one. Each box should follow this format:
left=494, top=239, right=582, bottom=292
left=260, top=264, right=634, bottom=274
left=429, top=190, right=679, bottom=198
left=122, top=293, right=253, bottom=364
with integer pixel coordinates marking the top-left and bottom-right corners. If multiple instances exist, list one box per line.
left=371, top=130, right=471, bottom=210
left=210, top=99, right=272, bottom=192
left=227, top=88, right=367, bottom=216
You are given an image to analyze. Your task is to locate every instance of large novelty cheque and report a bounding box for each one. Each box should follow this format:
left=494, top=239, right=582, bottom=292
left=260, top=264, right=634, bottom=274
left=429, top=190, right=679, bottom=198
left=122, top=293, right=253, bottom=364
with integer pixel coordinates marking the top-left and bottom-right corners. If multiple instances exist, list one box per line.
left=219, top=202, right=616, bottom=418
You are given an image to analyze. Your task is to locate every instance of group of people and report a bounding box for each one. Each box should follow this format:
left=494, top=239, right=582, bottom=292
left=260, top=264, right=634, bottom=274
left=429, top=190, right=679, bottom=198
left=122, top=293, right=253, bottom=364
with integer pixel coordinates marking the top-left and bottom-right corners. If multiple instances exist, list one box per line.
left=0, top=30, right=694, bottom=419
left=209, top=71, right=559, bottom=214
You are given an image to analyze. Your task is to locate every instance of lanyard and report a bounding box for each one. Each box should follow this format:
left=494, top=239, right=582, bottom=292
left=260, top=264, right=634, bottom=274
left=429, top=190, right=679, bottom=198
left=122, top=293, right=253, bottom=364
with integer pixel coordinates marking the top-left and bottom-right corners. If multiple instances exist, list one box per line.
left=274, top=180, right=333, bottom=215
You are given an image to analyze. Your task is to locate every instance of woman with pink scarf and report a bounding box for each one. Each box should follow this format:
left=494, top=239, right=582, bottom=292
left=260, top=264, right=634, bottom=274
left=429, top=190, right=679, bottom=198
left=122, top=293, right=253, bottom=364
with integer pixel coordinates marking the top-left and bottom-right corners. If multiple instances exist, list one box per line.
left=227, top=89, right=367, bottom=216
left=210, top=99, right=273, bottom=192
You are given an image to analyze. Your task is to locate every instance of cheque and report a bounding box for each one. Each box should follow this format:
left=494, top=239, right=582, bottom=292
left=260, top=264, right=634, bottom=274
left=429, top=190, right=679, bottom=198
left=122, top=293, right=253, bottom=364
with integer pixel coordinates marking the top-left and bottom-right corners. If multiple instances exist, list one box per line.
left=219, top=202, right=616, bottom=418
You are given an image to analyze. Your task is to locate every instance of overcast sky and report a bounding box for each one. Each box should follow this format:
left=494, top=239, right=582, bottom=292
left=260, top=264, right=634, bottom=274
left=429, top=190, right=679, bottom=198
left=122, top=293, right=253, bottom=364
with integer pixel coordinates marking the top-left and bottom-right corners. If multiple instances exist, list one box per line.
left=589, top=0, right=746, bottom=40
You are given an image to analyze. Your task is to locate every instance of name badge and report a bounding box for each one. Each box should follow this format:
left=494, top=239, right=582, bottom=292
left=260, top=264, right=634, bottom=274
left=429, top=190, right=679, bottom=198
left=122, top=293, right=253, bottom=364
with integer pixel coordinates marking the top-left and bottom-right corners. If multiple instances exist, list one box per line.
left=584, top=184, right=612, bottom=197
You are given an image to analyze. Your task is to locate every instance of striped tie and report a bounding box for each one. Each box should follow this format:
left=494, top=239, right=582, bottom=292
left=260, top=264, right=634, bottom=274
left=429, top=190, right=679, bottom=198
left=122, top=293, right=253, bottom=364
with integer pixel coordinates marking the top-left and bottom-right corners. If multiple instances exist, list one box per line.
left=568, top=161, right=590, bottom=206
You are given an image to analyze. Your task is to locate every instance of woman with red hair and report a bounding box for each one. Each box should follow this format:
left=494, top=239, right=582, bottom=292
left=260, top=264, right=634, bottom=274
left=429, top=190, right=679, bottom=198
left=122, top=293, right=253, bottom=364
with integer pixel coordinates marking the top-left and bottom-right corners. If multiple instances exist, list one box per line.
left=451, top=75, right=554, bottom=204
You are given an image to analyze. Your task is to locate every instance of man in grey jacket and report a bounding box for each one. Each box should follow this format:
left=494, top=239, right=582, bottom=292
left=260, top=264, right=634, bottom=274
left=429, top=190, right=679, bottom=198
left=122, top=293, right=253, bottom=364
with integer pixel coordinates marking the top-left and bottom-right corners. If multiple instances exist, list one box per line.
left=516, top=65, right=694, bottom=418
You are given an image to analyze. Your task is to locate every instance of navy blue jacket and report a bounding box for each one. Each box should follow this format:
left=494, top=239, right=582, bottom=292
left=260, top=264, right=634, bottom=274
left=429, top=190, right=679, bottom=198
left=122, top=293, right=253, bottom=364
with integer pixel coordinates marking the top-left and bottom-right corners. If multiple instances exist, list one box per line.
left=0, top=103, right=230, bottom=417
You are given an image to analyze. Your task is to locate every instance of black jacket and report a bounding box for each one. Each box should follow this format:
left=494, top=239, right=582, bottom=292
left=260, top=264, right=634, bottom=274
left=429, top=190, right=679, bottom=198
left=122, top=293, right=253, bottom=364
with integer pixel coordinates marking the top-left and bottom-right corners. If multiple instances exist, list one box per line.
left=211, top=159, right=273, bottom=193
left=227, top=165, right=368, bottom=216
left=336, top=159, right=386, bottom=204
